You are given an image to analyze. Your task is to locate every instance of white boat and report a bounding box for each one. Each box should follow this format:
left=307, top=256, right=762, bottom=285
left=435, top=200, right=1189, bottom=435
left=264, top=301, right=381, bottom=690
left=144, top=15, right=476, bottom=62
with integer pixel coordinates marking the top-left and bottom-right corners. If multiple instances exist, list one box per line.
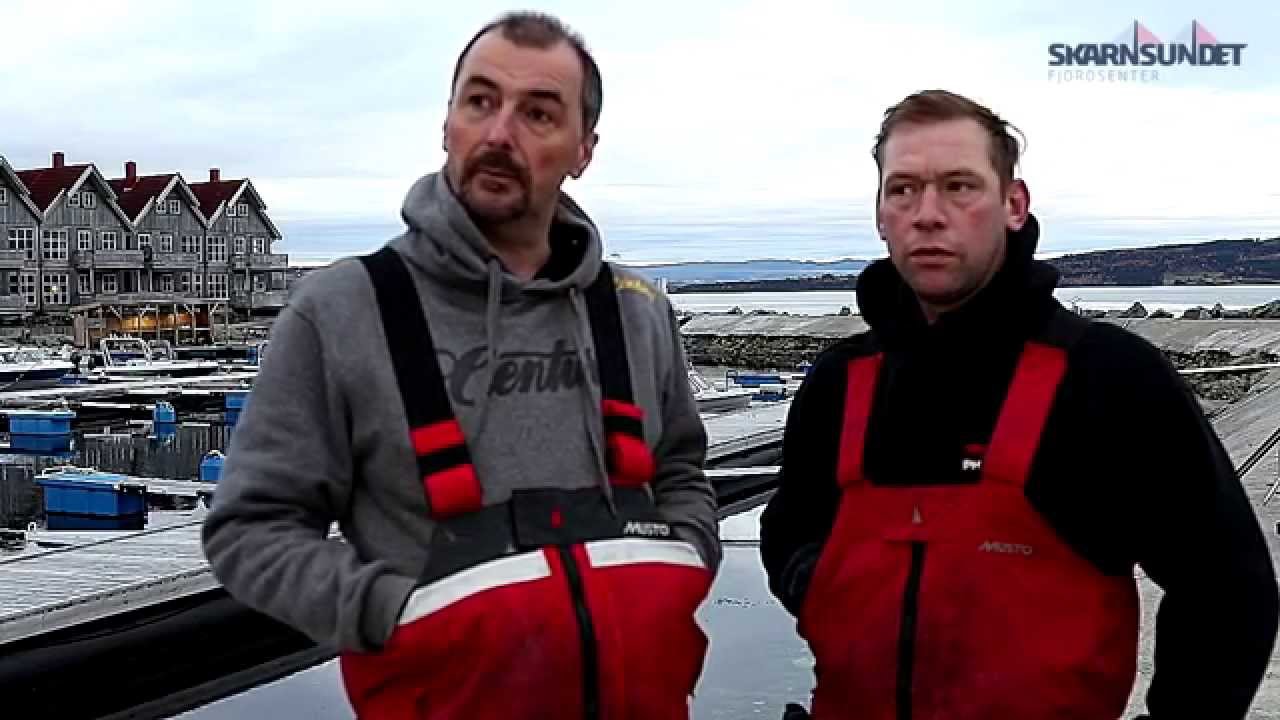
left=88, top=337, right=222, bottom=380
left=689, top=366, right=755, bottom=414
left=0, top=347, right=76, bottom=391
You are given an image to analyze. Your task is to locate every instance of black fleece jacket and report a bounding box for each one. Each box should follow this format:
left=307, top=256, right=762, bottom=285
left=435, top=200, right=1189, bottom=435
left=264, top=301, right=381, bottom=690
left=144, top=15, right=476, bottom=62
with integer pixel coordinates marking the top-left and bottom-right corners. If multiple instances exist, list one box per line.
left=759, top=214, right=1279, bottom=719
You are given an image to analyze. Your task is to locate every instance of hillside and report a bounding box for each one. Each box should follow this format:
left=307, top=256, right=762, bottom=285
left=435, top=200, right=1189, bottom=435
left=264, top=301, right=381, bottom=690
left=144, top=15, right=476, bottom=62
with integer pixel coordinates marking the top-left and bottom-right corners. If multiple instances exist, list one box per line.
left=1050, top=236, right=1280, bottom=286
left=626, top=259, right=866, bottom=285
left=660, top=235, right=1280, bottom=292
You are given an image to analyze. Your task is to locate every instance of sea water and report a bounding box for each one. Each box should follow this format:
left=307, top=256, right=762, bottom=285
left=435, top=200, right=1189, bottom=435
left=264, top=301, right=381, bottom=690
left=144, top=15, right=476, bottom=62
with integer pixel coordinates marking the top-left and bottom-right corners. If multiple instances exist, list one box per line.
left=670, top=285, right=1280, bottom=317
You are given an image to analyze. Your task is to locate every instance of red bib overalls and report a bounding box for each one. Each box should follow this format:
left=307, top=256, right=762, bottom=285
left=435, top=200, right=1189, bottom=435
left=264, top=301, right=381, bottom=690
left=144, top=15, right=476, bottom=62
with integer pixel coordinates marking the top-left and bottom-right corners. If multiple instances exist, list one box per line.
left=800, top=342, right=1141, bottom=719
left=338, top=248, right=713, bottom=719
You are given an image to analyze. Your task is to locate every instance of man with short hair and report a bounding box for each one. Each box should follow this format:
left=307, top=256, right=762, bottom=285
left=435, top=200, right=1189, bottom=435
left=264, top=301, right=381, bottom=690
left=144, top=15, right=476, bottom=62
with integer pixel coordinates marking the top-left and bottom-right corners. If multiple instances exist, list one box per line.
left=204, top=12, right=718, bottom=718
left=760, top=89, right=1278, bottom=719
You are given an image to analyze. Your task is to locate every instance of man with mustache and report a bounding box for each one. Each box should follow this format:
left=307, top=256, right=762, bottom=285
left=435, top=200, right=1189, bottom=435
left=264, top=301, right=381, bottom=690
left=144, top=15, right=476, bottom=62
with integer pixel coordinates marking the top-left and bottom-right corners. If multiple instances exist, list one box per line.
left=760, top=89, right=1278, bottom=719
left=203, top=11, right=718, bottom=719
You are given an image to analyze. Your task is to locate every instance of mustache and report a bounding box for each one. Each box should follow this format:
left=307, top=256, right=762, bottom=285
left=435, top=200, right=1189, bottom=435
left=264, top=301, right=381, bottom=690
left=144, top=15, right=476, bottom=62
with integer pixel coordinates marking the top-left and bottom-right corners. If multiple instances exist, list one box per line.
left=463, top=150, right=529, bottom=186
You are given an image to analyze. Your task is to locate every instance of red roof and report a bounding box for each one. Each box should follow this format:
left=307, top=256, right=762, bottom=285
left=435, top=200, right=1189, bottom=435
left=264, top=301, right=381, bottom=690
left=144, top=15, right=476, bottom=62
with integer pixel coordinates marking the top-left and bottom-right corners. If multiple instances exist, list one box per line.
left=15, top=165, right=92, bottom=213
left=107, top=175, right=176, bottom=221
left=188, top=180, right=244, bottom=218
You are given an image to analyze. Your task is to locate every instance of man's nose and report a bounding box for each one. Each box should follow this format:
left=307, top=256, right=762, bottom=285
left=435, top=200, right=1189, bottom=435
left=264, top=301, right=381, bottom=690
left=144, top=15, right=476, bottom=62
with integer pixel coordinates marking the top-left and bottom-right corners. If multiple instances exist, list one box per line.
left=912, top=183, right=946, bottom=230
left=481, top=104, right=518, bottom=148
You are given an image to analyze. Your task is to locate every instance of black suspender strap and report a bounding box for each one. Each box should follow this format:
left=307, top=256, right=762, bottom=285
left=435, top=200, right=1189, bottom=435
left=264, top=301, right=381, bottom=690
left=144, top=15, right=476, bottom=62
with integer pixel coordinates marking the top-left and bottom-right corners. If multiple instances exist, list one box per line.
left=582, top=263, right=655, bottom=487
left=359, top=246, right=483, bottom=520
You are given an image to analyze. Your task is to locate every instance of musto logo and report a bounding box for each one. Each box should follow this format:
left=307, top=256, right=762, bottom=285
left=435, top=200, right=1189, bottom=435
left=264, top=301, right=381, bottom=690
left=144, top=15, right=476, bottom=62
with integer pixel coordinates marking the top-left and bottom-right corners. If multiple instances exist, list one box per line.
left=979, top=540, right=1034, bottom=557
left=623, top=521, right=671, bottom=538
left=1048, top=20, right=1246, bottom=83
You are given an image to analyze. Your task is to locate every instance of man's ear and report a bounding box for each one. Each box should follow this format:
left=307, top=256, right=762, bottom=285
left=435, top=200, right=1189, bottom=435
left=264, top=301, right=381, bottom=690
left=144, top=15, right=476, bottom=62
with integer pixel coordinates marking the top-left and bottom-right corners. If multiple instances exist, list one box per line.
left=1006, top=178, right=1030, bottom=231
left=875, top=194, right=887, bottom=244
left=571, top=132, right=599, bottom=179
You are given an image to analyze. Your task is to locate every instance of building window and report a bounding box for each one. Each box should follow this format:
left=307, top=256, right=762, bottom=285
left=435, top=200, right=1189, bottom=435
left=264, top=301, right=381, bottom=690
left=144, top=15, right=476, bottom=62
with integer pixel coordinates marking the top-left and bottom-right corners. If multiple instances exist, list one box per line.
left=159, top=234, right=173, bottom=253
left=160, top=274, right=174, bottom=292
left=169, top=199, right=180, bottom=215
left=179, top=272, right=191, bottom=293
left=19, top=271, right=37, bottom=307
left=238, top=203, right=249, bottom=217
left=100, top=231, right=117, bottom=251
left=8, top=227, right=35, bottom=260
left=82, top=192, right=96, bottom=209
left=253, top=274, right=267, bottom=292
left=68, top=192, right=80, bottom=208
left=78, top=273, right=92, bottom=295
left=41, top=230, right=68, bottom=261
left=100, top=273, right=117, bottom=294
left=234, top=236, right=245, bottom=254
left=42, top=272, right=69, bottom=305
left=226, top=203, right=236, bottom=217
left=252, top=236, right=265, bottom=255
left=208, top=273, right=227, bottom=298
left=156, top=198, right=167, bottom=215
left=139, top=233, right=152, bottom=249
left=271, top=271, right=286, bottom=289
left=192, top=273, right=204, bottom=297
left=207, top=236, right=226, bottom=263
left=77, top=229, right=92, bottom=251
left=181, top=235, right=200, bottom=256
left=0, top=188, right=7, bottom=205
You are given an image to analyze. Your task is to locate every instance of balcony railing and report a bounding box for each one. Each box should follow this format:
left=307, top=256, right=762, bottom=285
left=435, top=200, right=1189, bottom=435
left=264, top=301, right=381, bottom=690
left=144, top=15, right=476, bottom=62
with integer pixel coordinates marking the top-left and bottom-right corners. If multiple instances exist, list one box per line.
left=150, top=251, right=201, bottom=269
left=93, top=250, right=147, bottom=268
left=0, top=294, right=28, bottom=311
left=248, top=253, right=288, bottom=269
left=232, top=289, right=287, bottom=309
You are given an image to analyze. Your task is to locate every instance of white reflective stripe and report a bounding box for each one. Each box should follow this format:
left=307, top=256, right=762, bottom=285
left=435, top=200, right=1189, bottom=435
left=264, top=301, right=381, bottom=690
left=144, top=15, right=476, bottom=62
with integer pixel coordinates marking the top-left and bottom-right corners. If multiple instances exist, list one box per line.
left=398, top=551, right=552, bottom=626
left=584, top=537, right=706, bottom=571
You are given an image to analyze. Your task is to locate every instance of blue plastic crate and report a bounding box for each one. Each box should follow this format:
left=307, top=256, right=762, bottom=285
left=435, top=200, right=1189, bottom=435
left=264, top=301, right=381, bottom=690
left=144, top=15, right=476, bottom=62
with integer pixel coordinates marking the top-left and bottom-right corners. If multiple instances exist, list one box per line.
left=37, top=472, right=147, bottom=518
left=8, top=410, right=76, bottom=437
left=199, top=451, right=225, bottom=483
left=726, top=371, right=785, bottom=388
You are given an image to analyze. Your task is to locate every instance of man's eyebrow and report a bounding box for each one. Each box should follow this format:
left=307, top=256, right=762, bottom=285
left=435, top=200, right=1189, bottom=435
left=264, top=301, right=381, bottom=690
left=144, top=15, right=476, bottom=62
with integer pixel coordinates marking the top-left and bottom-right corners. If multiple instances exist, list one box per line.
left=526, top=88, right=566, bottom=105
left=458, top=74, right=500, bottom=92
left=883, top=171, right=921, bottom=183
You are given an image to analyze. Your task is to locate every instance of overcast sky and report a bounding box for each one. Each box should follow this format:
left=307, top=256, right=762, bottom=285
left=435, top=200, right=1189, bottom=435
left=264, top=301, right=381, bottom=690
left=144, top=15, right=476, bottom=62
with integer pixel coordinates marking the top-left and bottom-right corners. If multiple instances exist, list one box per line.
left=2, top=0, right=1277, bottom=264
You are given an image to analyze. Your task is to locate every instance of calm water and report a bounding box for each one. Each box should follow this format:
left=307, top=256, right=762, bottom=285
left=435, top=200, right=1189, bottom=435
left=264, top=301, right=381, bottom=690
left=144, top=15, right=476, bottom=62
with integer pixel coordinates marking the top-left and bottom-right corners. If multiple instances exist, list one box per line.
left=670, top=285, right=1280, bottom=317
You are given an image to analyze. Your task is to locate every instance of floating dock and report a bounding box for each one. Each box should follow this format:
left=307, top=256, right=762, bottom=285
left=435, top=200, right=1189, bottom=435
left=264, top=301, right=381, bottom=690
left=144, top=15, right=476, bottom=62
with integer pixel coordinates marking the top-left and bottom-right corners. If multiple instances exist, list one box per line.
left=0, top=399, right=790, bottom=647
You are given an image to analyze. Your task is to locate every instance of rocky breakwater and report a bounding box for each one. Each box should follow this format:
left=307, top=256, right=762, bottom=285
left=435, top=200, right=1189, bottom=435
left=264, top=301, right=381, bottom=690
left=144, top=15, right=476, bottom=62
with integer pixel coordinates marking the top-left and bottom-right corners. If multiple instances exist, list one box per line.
left=1167, top=349, right=1278, bottom=406
left=681, top=310, right=1280, bottom=407
left=679, top=311, right=863, bottom=369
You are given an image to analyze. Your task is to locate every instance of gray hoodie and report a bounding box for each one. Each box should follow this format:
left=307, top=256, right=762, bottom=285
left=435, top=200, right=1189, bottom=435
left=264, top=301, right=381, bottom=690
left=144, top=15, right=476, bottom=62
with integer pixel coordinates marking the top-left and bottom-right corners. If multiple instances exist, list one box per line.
left=202, top=172, right=720, bottom=653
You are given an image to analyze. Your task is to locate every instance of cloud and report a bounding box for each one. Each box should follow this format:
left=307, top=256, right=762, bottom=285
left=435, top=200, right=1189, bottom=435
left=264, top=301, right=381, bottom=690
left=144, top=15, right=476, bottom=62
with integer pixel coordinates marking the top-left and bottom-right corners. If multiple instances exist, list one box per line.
left=2, top=0, right=1276, bottom=263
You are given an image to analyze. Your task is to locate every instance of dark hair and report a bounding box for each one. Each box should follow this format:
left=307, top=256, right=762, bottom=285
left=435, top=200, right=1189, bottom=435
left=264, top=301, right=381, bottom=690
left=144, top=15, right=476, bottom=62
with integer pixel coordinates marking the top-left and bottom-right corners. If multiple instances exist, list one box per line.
left=449, top=11, right=603, bottom=133
left=872, top=89, right=1024, bottom=186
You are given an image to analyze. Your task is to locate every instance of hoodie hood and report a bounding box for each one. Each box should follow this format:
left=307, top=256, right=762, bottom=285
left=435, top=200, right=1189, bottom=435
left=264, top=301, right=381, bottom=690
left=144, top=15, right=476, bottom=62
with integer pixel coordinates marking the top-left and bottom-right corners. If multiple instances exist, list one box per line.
left=393, top=170, right=604, bottom=298
left=856, top=213, right=1060, bottom=348
left=389, top=170, right=614, bottom=504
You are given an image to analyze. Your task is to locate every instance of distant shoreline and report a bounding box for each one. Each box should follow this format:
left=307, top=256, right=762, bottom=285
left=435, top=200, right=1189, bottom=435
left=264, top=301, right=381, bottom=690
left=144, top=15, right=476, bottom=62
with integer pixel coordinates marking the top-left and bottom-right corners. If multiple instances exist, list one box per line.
left=668, top=277, right=1280, bottom=294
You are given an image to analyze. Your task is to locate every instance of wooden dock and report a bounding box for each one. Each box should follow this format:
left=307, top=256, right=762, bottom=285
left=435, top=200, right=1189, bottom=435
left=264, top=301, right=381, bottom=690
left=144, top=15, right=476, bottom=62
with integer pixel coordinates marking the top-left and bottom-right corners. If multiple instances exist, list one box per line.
left=0, top=399, right=791, bottom=646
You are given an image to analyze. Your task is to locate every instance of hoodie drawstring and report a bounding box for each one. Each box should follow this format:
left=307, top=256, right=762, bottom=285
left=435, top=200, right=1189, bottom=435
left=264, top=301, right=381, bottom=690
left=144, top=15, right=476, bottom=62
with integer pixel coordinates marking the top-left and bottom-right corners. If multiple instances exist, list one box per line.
left=569, top=286, right=616, bottom=512
left=474, top=258, right=504, bottom=437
